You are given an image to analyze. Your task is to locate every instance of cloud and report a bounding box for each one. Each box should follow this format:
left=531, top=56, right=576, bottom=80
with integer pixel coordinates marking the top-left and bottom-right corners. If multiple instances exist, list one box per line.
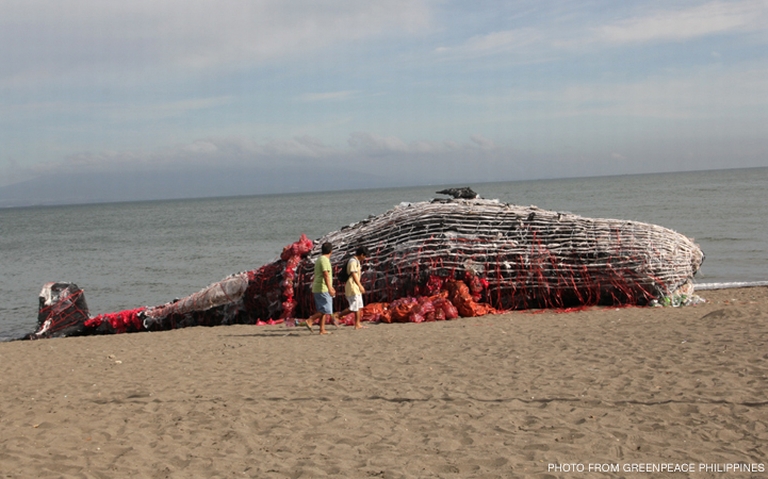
left=348, top=132, right=409, bottom=154
left=470, top=134, right=495, bottom=150
left=296, top=91, right=360, bottom=102
left=435, top=27, right=543, bottom=57
left=596, top=1, right=767, bottom=45
left=552, top=63, right=768, bottom=120
left=261, top=135, right=339, bottom=159
left=435, top=1, right=768, bottom=63
left=17, top=132, right=512, bottom=180
left=444, top=60, right=768, bottom=124
left=0, top=0, right=431, bottom=87
left=0, top=95, right=235, bottom=140
left=4, top=129, right=767, bottom=205
left=181, top=140, right=219, bottom=155
left=346, top=132, right=506, bottom=157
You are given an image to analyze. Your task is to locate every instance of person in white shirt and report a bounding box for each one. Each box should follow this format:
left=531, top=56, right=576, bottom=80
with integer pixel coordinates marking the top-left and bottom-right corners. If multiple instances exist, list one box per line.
left=336, top=246, right=369, bottom=329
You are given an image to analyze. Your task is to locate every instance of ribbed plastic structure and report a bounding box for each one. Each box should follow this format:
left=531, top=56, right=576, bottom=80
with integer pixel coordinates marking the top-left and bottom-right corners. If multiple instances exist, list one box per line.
left=296, top=198, right=704, bottom=313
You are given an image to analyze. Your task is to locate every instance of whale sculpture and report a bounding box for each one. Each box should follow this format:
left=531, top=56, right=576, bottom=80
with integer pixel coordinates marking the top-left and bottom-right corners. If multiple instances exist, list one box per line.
left=29, top=193, right=704, bottom=339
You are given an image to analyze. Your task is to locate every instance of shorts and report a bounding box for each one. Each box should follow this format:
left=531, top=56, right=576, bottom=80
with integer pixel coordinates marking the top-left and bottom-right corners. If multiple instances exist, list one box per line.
left=346, top=295, right=364, bottom=312
left=313, top=292, right=333, bottom=315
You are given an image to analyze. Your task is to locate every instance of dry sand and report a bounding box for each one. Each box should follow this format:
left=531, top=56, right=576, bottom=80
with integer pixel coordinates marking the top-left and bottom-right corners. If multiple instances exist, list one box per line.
left=1, top=287, right=766, bottom=478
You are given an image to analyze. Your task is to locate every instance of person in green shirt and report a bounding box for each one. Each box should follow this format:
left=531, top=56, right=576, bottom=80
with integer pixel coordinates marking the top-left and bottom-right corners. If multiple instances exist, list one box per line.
left=306, top=242, right=336, bottom=335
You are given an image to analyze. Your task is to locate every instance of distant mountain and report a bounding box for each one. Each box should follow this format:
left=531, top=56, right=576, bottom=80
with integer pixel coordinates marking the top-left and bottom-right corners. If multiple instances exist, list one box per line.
left=0, top=166, right=393, bottom=207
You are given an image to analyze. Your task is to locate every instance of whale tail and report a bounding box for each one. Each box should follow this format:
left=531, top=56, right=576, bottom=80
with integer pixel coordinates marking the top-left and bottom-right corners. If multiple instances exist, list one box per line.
left=30, top=282, right=91, bottom=339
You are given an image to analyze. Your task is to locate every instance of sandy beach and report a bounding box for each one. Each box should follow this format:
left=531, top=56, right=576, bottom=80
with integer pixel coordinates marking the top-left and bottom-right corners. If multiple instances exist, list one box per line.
left=1, top=286, right=766, bottom=478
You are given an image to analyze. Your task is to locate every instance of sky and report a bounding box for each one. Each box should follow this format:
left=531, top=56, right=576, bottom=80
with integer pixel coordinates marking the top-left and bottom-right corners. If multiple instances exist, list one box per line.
left=1, top=0, right=767, bottom=203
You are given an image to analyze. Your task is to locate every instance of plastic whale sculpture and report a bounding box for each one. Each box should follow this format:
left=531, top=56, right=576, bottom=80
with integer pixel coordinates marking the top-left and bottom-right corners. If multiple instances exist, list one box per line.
left=28, top=191, right=704, bottom=339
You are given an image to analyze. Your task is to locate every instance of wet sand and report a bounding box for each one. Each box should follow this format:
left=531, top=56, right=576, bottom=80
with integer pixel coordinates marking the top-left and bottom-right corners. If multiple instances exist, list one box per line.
left=1, top=287, right=766, bottom=478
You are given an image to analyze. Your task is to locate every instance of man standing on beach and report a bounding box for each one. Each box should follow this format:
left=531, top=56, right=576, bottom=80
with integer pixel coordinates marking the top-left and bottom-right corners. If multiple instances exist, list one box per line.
left=336, top=246, right=369, bottom=329
left=306, top=242, right=336, bottom=335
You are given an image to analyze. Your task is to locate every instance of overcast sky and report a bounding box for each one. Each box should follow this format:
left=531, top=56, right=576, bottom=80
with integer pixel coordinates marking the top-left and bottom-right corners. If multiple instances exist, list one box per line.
left=2, top=0, right=767, bottom=200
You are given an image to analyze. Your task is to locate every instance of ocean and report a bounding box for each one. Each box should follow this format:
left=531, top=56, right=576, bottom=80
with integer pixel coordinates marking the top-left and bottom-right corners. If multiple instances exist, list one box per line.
left=2, top=167, right=766, bottom=340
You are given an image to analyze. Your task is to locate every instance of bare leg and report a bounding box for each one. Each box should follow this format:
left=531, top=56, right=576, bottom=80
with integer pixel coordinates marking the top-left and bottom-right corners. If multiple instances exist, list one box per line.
left=335, top=308, right=350, bottom=328
left=354, top=309, right=365, bottom=329
left=304, top=312, right=322, bottom=333
left=319, top=314, right=331, bottom=335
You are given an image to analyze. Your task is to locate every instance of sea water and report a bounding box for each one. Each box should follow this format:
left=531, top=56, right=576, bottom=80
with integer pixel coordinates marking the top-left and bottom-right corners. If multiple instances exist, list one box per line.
left=2, top=167, right=766, bottom=340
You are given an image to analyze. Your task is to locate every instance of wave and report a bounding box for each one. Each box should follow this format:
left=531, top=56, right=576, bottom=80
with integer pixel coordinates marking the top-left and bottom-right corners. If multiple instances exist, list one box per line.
left=695, top=281, right=768, bottom=290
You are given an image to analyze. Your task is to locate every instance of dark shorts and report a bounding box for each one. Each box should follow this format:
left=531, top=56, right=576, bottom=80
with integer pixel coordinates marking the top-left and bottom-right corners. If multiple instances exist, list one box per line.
left=313, top=292, right=333, bottom=315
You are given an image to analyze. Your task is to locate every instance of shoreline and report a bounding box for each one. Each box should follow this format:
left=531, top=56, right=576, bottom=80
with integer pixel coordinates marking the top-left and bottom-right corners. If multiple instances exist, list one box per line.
left=1, top=286, right=766, bottom=477
left=5, top=281, right=767, bottom=342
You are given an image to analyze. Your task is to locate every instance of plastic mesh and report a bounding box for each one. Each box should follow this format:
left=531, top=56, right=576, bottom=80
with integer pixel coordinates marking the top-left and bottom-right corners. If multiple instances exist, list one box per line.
left=32, top=282, right=91, bottom=338
left=294, top=199, right=703, bottom=314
